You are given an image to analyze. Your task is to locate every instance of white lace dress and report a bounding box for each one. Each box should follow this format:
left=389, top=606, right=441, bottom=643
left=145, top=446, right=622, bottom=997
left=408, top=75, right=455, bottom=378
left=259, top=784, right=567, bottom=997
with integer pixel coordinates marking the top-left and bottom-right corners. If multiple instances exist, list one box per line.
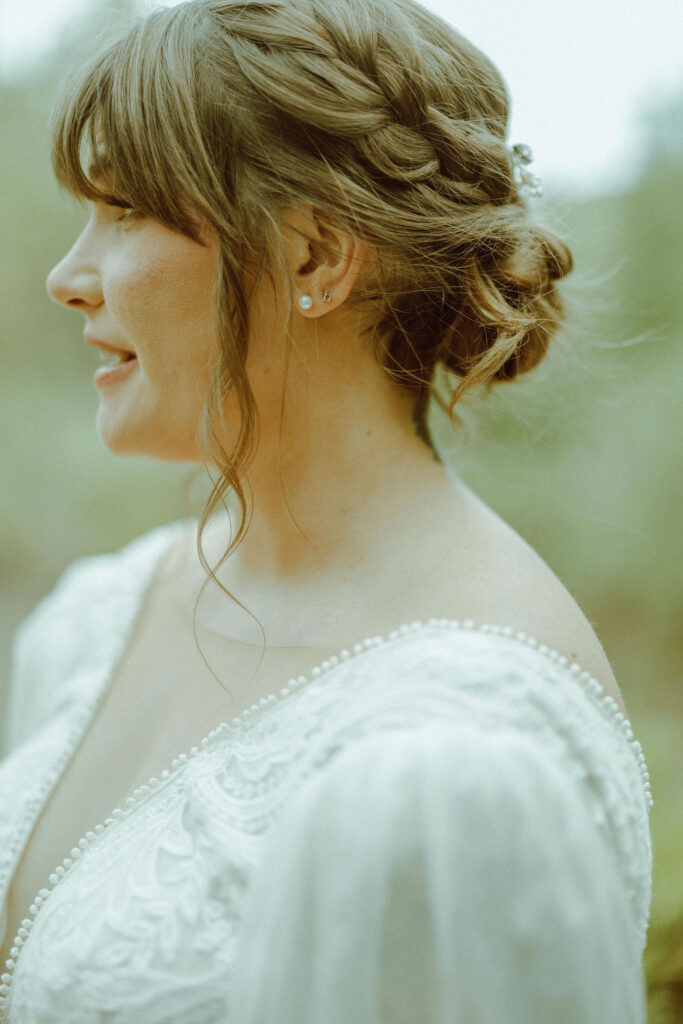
left=0, top=520, right=653, bottom=1023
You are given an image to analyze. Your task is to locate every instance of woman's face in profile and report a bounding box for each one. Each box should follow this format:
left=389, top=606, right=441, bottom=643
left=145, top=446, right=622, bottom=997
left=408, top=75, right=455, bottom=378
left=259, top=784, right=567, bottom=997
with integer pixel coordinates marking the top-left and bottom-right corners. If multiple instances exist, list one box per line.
left=46, top=182, right=220, bottom=462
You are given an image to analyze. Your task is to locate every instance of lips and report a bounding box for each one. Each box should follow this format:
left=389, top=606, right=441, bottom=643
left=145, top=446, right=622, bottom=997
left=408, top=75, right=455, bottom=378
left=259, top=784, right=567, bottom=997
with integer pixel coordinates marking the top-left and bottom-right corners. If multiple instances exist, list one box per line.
left=85, top=334, right=136, bottom=357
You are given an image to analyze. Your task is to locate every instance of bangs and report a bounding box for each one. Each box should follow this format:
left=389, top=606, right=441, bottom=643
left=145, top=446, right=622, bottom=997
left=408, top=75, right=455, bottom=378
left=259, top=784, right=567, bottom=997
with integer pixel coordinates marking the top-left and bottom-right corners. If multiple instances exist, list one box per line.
left=49, top=4, right=218, bottom=241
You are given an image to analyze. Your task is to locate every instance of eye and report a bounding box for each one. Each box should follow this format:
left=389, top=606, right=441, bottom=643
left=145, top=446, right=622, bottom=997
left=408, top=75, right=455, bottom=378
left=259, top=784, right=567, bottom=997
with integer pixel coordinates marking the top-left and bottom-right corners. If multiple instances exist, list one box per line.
left=101, top=195, right=139, bottom=222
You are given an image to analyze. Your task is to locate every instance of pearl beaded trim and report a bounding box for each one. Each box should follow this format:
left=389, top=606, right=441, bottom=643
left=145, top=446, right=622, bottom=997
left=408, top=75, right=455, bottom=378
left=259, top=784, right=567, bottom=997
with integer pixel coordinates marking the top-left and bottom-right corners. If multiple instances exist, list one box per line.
left=0, top=618, right=653, bottom=1014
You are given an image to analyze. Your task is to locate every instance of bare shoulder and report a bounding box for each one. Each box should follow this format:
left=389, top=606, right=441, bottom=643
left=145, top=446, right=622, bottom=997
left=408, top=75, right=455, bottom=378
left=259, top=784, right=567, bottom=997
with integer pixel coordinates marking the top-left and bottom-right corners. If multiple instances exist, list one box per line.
left=424, top=481, right=629, bottom=719
left=496, top=546, right=628, bottom=718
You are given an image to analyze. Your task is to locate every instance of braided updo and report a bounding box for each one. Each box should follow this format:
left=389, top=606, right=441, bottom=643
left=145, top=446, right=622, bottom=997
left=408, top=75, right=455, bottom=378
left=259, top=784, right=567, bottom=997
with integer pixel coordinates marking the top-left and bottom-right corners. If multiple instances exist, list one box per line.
left=51, top=0, right=573, bottom=562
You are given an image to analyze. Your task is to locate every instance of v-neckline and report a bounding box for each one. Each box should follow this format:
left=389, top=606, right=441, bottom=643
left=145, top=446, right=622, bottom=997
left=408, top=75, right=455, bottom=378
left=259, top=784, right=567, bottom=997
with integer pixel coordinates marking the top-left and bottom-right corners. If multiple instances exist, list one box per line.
left=0, top=519, right=653, bottom=1017
left=4, top=515, right=652, bottom=883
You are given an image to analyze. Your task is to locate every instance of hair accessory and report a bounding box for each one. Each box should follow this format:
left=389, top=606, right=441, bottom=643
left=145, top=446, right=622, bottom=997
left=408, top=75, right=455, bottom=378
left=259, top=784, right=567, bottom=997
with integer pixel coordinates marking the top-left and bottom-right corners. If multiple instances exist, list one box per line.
left=322, top=290, right=332, bottom=303
left=509, top=143, right=543, bottom=198
left=298, top=294, right=313, bottom=310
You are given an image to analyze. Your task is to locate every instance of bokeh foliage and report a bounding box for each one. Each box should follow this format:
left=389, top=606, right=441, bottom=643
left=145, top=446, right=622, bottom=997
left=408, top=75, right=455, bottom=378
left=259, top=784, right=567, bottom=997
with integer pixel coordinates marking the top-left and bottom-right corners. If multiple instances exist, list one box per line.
left=1, top=7, right=681, bottom=1019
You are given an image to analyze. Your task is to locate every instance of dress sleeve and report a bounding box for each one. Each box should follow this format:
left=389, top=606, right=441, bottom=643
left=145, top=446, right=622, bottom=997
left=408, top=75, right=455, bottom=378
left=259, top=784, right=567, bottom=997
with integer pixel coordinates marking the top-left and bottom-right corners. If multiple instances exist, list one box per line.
left=226, top=721, right=647, bottom=1024
left=2, top=521, right=185, bottom=757
left=2, top=599, right=50, bottom=757
left=1, top=560, right=84, bottom=757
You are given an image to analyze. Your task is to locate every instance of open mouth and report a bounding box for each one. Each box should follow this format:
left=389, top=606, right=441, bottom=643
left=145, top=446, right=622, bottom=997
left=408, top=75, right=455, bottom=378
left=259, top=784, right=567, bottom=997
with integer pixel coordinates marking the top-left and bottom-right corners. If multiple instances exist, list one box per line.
left=93, top=352, right=138, bottom=386
left=98, top=350, right=137, bottom=367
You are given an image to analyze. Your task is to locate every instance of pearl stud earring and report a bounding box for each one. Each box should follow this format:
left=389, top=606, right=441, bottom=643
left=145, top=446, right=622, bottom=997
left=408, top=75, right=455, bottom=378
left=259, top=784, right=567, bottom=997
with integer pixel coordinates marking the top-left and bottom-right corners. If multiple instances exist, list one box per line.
left=298, top=294, right=313, bottom=310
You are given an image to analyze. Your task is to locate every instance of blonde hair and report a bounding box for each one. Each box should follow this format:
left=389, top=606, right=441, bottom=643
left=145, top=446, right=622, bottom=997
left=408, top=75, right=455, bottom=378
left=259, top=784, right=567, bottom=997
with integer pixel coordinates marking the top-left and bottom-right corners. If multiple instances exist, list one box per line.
left=50, top=0, right=573, bottom=656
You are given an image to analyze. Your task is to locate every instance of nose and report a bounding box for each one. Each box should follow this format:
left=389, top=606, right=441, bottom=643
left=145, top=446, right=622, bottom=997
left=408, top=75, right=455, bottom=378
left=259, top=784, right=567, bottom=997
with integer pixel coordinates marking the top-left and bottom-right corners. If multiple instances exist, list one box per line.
left=46, top=233, right=103, bottom=311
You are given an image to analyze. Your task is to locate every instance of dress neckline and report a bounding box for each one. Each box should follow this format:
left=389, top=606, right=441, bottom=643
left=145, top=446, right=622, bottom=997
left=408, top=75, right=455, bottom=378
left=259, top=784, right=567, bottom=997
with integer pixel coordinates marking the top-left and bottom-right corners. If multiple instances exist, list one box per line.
left=0, top=519, right=653, bottom=1016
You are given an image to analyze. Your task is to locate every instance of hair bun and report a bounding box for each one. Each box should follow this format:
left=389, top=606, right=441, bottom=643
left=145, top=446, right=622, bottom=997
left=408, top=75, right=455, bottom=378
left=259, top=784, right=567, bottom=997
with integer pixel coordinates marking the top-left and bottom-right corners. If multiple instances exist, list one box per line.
left=439, top=219, right=574, bottom=392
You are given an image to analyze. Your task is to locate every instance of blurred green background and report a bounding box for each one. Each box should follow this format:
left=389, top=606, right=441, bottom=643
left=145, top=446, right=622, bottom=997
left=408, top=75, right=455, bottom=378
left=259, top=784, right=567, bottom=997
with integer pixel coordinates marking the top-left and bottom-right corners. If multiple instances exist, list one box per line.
left=1, top=5, right=681, bottom=1019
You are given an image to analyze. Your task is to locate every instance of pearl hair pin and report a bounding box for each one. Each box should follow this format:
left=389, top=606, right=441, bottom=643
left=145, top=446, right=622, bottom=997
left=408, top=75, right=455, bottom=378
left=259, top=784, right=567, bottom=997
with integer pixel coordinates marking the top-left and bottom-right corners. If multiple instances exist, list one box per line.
left=509, top=142, right=543, bottom=198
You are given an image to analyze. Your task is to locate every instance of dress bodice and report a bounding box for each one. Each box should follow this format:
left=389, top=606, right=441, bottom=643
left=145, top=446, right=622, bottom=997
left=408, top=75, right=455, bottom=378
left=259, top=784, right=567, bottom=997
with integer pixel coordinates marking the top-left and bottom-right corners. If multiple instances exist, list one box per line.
left=0, top=521, right=653, bottom=1023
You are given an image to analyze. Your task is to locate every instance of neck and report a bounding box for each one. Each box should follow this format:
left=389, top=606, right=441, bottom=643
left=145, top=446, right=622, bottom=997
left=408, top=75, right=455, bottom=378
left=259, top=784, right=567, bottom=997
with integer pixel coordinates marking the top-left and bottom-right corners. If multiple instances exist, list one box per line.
left=202, top=354, right=460, bottom=593
left=232, top=392, right=447, bottom=580
left=188, top=317, right=471, bottom=648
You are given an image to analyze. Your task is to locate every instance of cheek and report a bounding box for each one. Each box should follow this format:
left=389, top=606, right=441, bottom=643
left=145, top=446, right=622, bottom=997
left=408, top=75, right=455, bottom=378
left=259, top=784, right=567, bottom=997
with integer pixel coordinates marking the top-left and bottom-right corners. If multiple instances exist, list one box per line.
left=106, top=260, right=160, bottom=337
left=106, top=239, right=220, bottom=367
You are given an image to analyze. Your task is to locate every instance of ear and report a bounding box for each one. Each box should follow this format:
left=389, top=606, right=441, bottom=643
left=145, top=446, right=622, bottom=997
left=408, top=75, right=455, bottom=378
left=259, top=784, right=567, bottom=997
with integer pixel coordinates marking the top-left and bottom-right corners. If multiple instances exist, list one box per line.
left=280, top=205, right=367, bottom=316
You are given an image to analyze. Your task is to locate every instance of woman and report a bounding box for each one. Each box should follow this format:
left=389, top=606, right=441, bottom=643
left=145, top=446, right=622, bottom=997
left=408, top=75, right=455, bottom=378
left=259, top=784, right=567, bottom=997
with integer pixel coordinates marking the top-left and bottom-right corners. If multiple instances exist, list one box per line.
left=0, top=0, right=653, bottom=1021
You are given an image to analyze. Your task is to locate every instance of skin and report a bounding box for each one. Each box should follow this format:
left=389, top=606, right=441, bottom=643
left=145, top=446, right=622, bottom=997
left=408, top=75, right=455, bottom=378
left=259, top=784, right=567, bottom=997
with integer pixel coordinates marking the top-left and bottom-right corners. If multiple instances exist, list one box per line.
left=46, top=181, right=629, bottom=708
left=46, top=193, right=468, bottom=643
left=47, top=197, right=220, bottom=461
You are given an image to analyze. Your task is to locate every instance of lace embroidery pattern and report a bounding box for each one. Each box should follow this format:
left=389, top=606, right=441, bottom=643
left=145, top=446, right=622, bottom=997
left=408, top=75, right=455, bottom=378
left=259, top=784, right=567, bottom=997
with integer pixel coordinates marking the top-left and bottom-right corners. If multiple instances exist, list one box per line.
left=0, top=522, right=654, bottom=1022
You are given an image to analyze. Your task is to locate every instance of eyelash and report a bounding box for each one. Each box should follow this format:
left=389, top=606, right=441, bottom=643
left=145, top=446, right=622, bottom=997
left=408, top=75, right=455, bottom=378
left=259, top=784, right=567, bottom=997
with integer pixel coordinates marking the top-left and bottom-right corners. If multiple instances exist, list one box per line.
left=103, top=197, right=138, bottom=222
